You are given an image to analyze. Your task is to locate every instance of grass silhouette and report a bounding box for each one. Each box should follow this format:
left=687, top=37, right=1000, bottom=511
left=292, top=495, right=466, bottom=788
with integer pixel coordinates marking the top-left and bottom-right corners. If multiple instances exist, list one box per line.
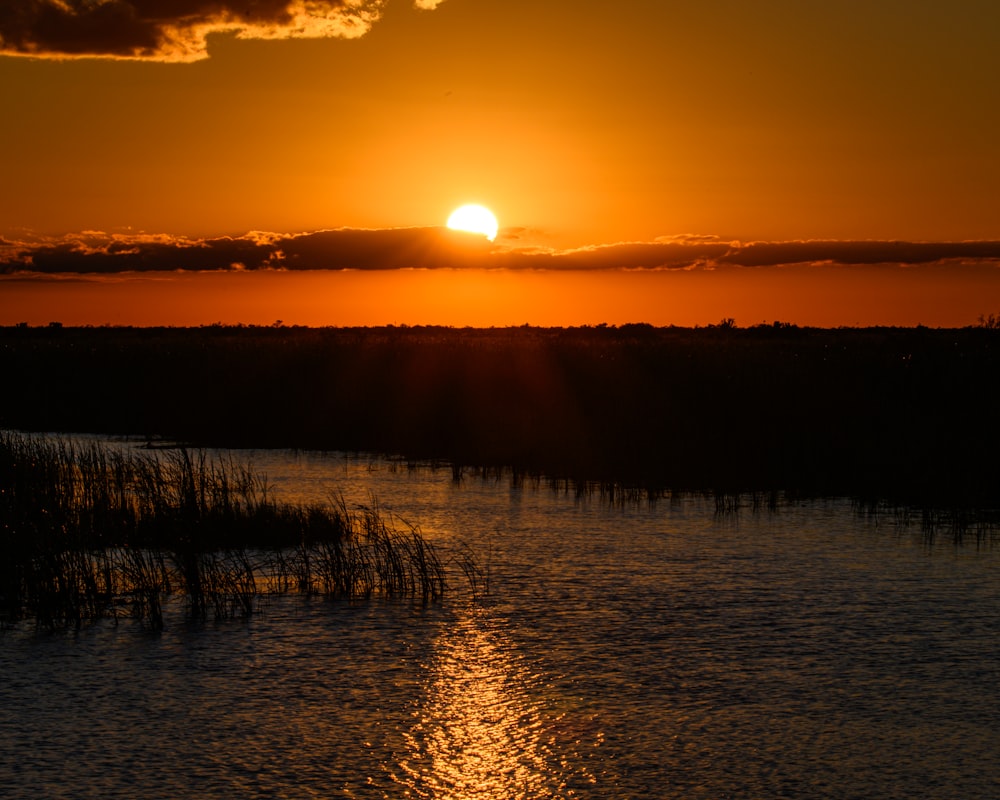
left=0, top=431, right=461, bottom=630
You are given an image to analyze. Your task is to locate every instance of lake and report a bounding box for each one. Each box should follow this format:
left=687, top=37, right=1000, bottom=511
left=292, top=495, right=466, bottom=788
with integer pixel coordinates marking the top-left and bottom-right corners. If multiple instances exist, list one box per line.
left=2, top=447, right=999, bottom=798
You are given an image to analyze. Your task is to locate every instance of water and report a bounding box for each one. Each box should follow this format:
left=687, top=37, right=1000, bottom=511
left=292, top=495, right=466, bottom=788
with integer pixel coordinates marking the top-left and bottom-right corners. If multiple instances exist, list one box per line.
left=2, top=448, right=999, bottom=798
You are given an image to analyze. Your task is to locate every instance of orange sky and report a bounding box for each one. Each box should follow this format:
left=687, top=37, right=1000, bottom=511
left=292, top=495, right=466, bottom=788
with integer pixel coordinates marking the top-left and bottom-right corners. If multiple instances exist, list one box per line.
left=1, top=0, right=999, bottom=327
left=2, top=263, right=997, bottom=329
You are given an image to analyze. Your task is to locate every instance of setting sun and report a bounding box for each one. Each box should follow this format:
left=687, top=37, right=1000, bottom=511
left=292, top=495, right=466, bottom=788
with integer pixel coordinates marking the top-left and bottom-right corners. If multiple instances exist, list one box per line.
left=446, top=204, right=499, bottom=242
left=3, top=2, right=1000, bottom=795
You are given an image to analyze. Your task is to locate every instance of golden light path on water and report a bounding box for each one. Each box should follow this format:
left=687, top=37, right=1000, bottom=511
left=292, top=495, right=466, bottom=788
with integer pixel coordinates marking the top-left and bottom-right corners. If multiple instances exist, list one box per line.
left=395, top=604, right=601, bottom=798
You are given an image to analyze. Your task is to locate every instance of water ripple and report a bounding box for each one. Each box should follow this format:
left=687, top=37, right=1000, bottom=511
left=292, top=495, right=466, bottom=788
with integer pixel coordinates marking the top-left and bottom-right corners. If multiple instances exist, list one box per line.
left=396, top=603, right=602, bottom=798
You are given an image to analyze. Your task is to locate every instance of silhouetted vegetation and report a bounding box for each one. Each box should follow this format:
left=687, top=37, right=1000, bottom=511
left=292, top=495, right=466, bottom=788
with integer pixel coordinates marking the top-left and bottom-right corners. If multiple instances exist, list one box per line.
left=0, top=432, right=468, bottom=630
left=1, top=323, right=999, bottom=508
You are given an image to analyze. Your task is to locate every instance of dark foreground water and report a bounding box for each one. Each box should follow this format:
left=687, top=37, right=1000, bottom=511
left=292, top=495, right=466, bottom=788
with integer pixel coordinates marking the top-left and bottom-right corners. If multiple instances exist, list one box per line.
left=2, top=449, right=999, bottom=799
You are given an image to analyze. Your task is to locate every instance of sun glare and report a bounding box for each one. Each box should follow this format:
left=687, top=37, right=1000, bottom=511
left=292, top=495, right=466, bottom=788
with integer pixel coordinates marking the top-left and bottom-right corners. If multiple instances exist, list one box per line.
left=446, top=204, right=499, bottom=242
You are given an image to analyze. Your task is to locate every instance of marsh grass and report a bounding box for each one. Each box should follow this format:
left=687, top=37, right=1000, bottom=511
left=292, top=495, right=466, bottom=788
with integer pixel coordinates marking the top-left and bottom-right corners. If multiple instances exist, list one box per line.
left=0, top=432, right=466, bottom=630
left=853, top=498, right=1000, bottom=547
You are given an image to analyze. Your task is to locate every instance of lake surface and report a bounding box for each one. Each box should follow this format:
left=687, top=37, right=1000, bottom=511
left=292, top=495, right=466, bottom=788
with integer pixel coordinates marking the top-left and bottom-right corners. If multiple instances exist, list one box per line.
left=2, top=447, right=999, bottom=799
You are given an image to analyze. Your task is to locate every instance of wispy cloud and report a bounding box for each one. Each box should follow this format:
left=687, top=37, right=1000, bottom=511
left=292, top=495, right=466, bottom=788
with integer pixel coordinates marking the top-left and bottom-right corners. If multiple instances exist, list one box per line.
left=494, top=237, right=1000, bottom=271
left=718, top=240, right=1000, bottom=268
left=0, top=1, right=443, bottom=62
left=2, top=229, right=999, bottom=275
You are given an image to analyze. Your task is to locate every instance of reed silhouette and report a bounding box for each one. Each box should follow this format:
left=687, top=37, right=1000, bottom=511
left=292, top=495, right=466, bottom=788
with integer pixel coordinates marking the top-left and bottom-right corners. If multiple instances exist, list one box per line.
left=0, top=432, right=466, bottom=630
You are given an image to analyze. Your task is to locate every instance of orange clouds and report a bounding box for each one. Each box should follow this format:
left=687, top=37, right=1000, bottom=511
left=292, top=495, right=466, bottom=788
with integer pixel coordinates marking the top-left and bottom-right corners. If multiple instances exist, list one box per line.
left=0, top=1, right=446, bottom=61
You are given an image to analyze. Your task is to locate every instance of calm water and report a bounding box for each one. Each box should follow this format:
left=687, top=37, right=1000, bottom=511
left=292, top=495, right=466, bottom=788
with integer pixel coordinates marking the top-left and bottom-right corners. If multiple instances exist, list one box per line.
left=2, top=448, right=999, bottom=799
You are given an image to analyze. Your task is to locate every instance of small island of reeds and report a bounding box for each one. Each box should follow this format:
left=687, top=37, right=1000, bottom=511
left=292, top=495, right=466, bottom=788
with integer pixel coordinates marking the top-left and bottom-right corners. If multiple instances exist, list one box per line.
left=0, top=432, right=477, bottom=630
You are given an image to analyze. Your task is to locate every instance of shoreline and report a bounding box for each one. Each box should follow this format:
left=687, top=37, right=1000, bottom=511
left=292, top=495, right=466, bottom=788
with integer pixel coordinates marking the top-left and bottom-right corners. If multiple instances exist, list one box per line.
left=3, top=323, right=998, bottom=509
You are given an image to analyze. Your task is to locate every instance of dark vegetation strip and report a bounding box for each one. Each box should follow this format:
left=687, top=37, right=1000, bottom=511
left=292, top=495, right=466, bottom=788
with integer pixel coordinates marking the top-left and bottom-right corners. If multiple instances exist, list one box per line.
left=1, top=323, right=999, bottom=508
left=0, top=432, right=478, bottom=630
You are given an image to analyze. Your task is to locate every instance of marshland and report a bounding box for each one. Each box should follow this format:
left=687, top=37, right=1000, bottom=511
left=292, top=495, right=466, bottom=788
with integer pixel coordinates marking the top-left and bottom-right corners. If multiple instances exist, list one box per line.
left=2, top=324, right=1000, bottom=799
left=0, top=431, right=483, bottom=630
left=2, top=322, right=1000, bottom=507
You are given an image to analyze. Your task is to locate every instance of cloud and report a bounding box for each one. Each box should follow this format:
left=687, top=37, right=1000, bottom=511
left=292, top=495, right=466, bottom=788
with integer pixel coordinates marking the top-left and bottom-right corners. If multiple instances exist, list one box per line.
left=717, top=240, right=1000, bottom=268
left=493, top=241, right=732, bottom=271
left=2, top=229, right=1000, bottom=275
left=0, top=227, right=493, bottom=273
left=0, top=1, right=442, bottom=62
left=494, top=238, right=1000, bottom=271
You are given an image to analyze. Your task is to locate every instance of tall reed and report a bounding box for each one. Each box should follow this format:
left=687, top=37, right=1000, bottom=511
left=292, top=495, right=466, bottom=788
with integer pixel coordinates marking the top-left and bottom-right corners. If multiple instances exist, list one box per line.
left=0, top=432, right=466, bottom=630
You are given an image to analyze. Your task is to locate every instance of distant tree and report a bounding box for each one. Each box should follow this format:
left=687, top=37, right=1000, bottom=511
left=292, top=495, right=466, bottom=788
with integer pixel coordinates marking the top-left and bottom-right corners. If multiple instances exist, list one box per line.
left=977, top=313, right=1000, bottom=330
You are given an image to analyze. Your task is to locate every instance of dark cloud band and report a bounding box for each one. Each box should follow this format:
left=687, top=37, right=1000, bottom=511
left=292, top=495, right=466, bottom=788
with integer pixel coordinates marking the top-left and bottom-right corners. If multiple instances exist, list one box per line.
left=0, top=228, right=492, bottom=273
left=2, top=229, right=1000, bottom=274
left=722, top=240, right=1000, bottom=268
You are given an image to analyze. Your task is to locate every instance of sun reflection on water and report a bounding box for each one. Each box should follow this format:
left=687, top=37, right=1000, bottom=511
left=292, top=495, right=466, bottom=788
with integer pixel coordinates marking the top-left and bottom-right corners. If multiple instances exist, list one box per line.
left=395, top=604, right=599, bottom=799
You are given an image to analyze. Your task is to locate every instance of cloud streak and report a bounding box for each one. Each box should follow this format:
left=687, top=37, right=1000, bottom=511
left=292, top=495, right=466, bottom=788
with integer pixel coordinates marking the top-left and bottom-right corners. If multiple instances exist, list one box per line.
left=0, top=228, right=492, bottom=273
left=0, top=1, right=445, bottom=62
left=2, top=229, right=1000, bottom=275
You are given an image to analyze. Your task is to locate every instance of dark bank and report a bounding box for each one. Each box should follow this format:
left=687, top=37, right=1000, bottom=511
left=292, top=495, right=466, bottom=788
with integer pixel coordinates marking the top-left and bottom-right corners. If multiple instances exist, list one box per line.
left=2, top=322, right=999, bottom=509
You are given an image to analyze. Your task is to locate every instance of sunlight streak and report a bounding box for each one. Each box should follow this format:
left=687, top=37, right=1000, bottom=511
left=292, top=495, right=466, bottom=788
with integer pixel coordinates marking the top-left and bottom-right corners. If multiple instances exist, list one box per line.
left=397, top=605, right=598, bottom=798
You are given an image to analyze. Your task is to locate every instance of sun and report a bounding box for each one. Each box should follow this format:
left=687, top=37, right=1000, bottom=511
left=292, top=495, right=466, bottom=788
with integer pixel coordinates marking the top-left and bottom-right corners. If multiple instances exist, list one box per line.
left=447, top=204, right=499, bottom=242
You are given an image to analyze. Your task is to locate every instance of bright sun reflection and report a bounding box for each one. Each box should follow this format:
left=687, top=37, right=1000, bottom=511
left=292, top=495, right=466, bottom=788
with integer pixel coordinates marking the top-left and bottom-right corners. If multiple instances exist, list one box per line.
left=397, top=606, right=596, bottom=798
left=447, top=204, right=499, bottom=241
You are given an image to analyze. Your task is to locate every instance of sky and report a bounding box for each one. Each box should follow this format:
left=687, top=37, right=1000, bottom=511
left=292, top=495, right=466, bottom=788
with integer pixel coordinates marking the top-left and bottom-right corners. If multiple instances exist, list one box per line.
left=1, top=0, right=998, bottom=327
